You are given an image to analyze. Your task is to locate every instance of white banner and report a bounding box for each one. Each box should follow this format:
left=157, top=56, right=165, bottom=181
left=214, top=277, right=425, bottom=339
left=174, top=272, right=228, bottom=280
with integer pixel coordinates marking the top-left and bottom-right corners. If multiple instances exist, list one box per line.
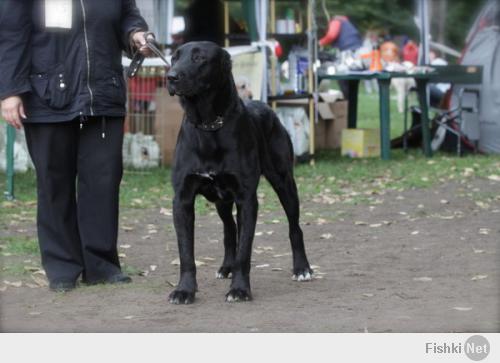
left=1, top=333, right=498, bottom=363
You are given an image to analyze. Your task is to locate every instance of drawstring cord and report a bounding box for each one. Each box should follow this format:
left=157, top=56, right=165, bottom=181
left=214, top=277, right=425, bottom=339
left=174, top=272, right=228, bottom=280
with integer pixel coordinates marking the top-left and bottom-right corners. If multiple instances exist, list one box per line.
left=101, top=116, right=106, bottom=139
left=79, top=114, right=106, bottom=139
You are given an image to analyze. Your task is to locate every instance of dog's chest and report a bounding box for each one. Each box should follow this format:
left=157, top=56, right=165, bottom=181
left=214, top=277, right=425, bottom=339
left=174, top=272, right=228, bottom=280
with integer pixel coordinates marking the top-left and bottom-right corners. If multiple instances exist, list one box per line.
left=195, top=171, right=239, bottom=202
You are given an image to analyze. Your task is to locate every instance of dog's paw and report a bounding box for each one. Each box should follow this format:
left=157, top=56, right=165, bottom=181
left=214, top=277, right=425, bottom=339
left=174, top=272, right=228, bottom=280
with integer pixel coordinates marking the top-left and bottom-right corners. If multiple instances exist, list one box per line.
left=292, top=267, right=313, bottom=282
left=215, top=266, right=232, bottom=279
left=225, top=288, right=252, bottom=302
left=168, top=289, right=195, bottom=304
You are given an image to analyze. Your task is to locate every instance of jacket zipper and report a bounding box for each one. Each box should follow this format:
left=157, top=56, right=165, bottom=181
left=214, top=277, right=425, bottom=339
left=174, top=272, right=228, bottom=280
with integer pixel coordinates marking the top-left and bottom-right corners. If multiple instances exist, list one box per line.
left=80, top=0, right=94, bottom=116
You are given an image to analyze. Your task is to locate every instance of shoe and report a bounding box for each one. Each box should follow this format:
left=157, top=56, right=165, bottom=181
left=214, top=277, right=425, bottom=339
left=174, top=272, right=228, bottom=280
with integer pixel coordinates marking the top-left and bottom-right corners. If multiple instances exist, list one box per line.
left=82, top=272, right=132, bottom=285
left=106, top=273, right=132, bottom=284
left=49, top=281, right=76, bottom=292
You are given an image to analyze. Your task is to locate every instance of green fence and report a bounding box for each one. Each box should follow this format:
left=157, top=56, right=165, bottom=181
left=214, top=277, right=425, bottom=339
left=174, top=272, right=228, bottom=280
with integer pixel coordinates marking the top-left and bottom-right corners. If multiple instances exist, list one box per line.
left=3, top=121, right=15, bottom=200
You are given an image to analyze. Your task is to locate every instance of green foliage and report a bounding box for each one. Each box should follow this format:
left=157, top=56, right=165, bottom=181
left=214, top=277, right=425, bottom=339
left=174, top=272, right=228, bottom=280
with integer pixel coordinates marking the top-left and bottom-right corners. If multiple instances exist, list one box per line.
left=317, top=0, right=485, bottom=50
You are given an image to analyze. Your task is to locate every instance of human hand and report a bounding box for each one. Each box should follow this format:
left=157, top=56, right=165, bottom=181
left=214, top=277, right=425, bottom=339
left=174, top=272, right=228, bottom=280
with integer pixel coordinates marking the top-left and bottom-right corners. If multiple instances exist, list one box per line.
left=132, top=31, right=155, bottom=57
left=1, top=96, right=26, bottom=129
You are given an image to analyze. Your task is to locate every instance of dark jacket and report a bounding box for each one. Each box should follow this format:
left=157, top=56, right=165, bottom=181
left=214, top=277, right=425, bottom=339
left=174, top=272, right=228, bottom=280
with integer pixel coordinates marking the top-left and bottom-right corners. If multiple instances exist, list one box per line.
left=333, top=18, right=362, bottom=52
left=0, top=0, right=148, bottom=123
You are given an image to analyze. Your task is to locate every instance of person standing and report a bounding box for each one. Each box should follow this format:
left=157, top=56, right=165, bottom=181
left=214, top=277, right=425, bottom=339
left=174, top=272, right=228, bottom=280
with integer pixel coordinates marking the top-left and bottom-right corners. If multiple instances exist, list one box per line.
left=0, top=0, right=153, bottom=292
left=319, top=15, right=363, bottom=98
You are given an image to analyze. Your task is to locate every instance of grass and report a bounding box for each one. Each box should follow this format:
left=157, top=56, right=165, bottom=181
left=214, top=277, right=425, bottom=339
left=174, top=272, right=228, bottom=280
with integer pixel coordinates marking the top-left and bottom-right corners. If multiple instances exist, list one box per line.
left=1, top=90, right=499, bottom=218
left=1, top=89, right=500, bottom=279
left=1, top=236, right=39, bottom=256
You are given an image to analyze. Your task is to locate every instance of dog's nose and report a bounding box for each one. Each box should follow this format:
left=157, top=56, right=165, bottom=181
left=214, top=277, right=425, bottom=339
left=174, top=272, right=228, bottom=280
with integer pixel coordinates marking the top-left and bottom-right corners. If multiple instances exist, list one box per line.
left=167, top=71, right=179, bottom=83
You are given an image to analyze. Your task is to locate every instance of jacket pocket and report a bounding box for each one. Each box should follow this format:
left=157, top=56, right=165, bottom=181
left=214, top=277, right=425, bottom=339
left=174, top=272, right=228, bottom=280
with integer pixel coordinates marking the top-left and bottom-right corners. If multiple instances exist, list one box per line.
left=30, top=64, right=73, bottom=110
left=108, top=75, right=127, bottom=106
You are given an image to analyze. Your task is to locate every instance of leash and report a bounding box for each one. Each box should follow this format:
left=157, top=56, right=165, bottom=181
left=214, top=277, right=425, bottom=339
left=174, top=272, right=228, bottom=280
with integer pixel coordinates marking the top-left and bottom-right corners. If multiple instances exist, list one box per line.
left=127, top=32, right=170, bottom=78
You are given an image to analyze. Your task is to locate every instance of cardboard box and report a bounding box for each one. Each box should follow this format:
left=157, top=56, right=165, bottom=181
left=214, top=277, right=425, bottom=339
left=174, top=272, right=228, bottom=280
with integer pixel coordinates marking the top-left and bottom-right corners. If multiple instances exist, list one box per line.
left=315, top=95, right=347, bottom=150
left=274, top=91, right=347, bottom=150
left=341, top=128, right=381, bottom=158
left=154, top=89, right=184, bottom=165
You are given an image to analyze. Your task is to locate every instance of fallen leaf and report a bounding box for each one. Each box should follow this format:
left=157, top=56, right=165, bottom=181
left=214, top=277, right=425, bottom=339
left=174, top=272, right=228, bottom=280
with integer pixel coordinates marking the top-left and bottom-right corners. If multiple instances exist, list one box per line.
left=159, top=207, right=172, bottom=216
left=362, top=293, right=374, bottom=297
left=25, top=283, right=39, bottom=289
left=3, top=280, right=22, bottom=287
left=150, top=265, right=157, bottom=271
left=28, top=311, right=42, bottom=316
left=320, top=233, right=333, bottom=239
left=118, top=253, right=127, bottom=258
left=148, top=229, right=158, bottom=234
left=411, top=231, right=419, bottom=235
left=453, top=307, right=472, bottom=311
left=254, top=232, right=263, bottom=236
left=119, top=244, right=131, bottom=249
left=31, top=275, right=48, bottom=287
left=271, top=219, right=280, bottom=224
left=471, top=274, right=488, bottom=281
left=141, top=235, right=151, bottom=240
left=440, top=199, right=449, bottom=204
left=170, top=258, right=180, bottom=265
left=122, top=225, right=134, bottom=232
left=354, top=221, right=367, bottom=226
left=473, top=249, right=485, bottom=254
left=413, top=277, right=432, bottom=282
left=256, top=264, right=269, bottom=268
left=195, top=260, right=206, bottom=267
left=271, top=267, right=283, bottom=271
left=123, top=315, right=135, bottom=320
left=266, top=231, right=274, bottom=235
left=369, top=223, right=382, bottom=228
left=478, top=228, right=490, bottom=235
left=23, top=266, right=41, bottom=272
left=201, top=257, right=216, bottom=261
left=475, top=201, right=489, bottom=209
left=487, top=174, right=500, bottom=182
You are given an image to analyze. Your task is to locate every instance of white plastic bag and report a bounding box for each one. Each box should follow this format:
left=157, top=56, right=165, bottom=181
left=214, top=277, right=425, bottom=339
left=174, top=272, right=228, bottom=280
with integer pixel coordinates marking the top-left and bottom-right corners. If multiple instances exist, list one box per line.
left=275, top=107, right=310, bottom=157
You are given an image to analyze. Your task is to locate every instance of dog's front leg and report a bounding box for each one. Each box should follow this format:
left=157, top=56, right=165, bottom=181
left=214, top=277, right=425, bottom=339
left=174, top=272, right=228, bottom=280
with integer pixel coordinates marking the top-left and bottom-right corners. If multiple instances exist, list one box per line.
left=169, top=193, right=197, bottom=304
left=226, top=194, right=258, bottom=302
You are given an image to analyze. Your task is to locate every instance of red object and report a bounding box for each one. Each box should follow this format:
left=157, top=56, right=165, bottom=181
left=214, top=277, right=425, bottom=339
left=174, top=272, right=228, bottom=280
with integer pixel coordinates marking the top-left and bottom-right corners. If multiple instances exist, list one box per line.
left=275, top=42, right=283, bottom=58
left=128, top=76, right=162, bottom=102
left=402, top=41, right=419, bottom=65
left=319, top=18, right=342, bottom=47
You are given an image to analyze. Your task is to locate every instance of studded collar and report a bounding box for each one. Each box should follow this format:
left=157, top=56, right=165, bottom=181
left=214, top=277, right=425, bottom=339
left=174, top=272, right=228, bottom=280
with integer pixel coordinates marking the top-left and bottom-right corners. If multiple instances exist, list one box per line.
left=195, top=116, right=224, bottom=132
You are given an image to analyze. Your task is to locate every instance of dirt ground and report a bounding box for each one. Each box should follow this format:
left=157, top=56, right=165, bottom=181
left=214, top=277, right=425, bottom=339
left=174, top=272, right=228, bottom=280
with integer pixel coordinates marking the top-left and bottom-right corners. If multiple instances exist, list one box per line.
left=1, top=178, right=499, bottom=332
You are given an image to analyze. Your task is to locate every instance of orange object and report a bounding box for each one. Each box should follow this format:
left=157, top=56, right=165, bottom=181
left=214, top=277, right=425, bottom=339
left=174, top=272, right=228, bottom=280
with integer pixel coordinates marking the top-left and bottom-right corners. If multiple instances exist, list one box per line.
left=370, top=48, right=382, bottom=71
left=380, top=41, right=399, bottom=63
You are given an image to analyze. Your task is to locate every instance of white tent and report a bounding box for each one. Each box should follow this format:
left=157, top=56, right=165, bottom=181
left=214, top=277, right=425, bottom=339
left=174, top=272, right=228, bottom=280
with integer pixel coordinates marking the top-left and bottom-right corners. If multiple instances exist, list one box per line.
left=452, top=0, right=500, bottom=153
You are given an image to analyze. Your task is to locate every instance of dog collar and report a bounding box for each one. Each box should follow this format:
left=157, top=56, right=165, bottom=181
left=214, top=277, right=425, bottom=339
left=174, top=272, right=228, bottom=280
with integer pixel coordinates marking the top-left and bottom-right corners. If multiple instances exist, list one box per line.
left=196, top=116, right=224, bottom=131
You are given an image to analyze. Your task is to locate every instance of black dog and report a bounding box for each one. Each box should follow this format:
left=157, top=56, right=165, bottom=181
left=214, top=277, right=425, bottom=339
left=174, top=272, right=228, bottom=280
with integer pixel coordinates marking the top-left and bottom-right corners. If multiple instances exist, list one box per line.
left=167, top=41, right=312, bottom=304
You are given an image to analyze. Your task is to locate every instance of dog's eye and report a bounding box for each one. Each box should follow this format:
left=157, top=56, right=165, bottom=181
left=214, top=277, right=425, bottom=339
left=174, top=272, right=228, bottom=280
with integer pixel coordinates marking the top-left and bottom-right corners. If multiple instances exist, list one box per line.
left=192, top=54, right=205, bottom=63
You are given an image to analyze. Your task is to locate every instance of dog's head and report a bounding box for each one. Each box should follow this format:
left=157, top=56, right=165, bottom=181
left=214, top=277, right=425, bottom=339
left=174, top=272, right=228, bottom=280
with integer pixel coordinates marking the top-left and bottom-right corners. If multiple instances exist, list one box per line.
left=167, top=41, right=232, bottom=97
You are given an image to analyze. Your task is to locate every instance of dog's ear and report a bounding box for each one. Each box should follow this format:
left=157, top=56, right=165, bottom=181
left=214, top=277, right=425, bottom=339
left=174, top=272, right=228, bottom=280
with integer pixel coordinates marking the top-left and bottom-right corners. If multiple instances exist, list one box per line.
left=220, top=48, right=232, bottom=74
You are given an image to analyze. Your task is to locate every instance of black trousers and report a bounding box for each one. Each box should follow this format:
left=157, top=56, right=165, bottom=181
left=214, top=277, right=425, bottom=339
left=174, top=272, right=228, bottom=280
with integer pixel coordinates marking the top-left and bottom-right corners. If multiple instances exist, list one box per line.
left=24, top=117, right=124, bottom=284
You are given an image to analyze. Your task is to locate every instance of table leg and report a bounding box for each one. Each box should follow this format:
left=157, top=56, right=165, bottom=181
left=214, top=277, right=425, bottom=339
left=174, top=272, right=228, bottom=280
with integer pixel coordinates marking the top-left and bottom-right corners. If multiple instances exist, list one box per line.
left=416, top=79, right=433, bottom=157
left=347, top=79, right=359, bottom=129
left=377, top=78, right=391, bottom=160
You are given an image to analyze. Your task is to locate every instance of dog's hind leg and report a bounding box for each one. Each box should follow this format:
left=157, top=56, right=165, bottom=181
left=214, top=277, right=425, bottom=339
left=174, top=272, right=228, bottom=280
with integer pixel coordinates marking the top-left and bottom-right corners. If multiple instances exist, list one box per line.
left=265, top=171, right=313, bottom=281
left=215, top=201, right=237, bottom=279
left=225, top=194, right=258, bottom=302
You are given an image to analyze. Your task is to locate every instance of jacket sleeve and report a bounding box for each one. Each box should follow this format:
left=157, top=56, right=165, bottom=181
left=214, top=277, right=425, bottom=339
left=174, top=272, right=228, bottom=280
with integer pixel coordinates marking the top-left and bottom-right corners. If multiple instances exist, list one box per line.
left=121, top=0, right=149, bottom=58
left=0, top=0, right=32, bottom=100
